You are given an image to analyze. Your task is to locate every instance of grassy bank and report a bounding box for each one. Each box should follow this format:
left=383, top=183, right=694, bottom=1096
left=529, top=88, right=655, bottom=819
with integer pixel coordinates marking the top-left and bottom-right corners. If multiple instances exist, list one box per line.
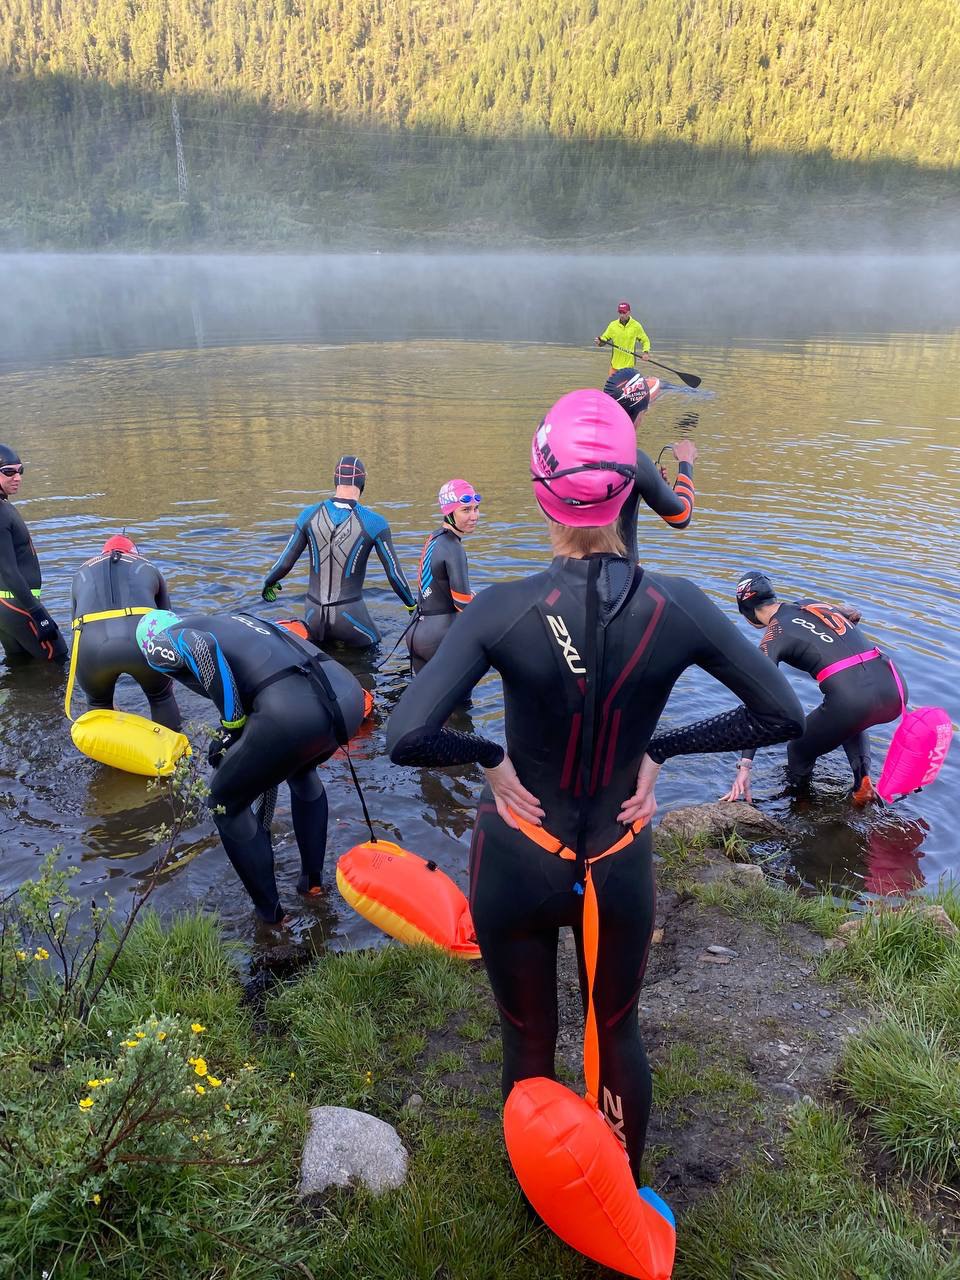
left=2, top=855, right=958, bottom=1278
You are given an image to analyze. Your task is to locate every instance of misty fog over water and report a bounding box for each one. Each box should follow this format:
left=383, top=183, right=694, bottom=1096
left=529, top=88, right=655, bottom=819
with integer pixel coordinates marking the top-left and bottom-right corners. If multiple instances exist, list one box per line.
left=1, top=252, right=959, bottom=368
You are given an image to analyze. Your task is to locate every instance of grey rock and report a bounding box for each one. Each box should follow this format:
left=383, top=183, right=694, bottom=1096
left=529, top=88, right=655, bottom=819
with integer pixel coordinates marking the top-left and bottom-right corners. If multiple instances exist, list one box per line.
left=706, top=944, right=739, bottom=957
left=791, top=1001, right=805, bottom=1011
left=769, top=1082, right=801, bottom=1102
left=299, top=1106, right=408, bottom=1198
left=403, top=1093, right=424, bottom=1113
left=655, top=802, right=785, bottom=848
left=731, top=862, right=765, bottom=883
left=817, top=1008, right=833, bottom=1020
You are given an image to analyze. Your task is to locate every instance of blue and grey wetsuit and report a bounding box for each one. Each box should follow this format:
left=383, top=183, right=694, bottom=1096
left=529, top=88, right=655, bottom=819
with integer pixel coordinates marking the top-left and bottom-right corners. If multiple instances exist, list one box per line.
left=264, top=498, right=415, bottom=648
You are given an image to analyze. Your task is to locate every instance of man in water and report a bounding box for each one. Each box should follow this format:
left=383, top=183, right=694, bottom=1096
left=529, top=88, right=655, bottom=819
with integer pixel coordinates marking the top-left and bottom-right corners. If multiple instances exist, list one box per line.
left=407, top=479, right=479, bottom=673
left=69, top=534, right=182, bottom=728
left=261, top=454, right=415, bottom=648
left=0, top=444, right=67, bottom=665
left=595, top=301, right=651, bottom=373
left=722, top=571, right=904, bottom=804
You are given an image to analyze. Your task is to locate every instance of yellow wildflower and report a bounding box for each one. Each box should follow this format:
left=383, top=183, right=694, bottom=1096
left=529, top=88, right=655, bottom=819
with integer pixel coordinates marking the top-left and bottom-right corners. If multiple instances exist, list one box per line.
left=157, top=1032, right=167, bottom=1042
left=190, top=1023, right=206, bottom=1034
left=206, top=1075, right=222, bottom=1088
left=33, top=947, right=50, bottom=961
left=91, top=1193, right=101, bottom=1206
left=191, top=1134, right=199, bottom=1142
left=121, top=1039, right=138, bottom=1048
left=241, top=1061, right=254, bottom=1071
left=193, top=1057, right=208, bottom=1078
left=78, top=1097, right=94, bottom=1110
left=289, top=1071, right=296, bottom=1080
left=195, top=1084, right=206, bottom=1095
left=201, top=1130, right=210, bottom=1141
left=102, top=1077, right=114, bottom=1085
left=364, top=1071, right=373, bottom=1085
left=15, top=950, right=26, bottom=961
left=134, top=1031, right=146, bottom=1040
left=224, top=1103, right=232, bottom=1112
left=86, top=1079, right=103, bottom=1090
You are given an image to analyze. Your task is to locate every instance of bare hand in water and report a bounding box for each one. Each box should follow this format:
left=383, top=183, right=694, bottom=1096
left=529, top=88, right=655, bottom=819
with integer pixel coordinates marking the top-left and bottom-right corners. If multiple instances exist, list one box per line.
left=484, top=756, right=545, bottom=828
left=720, top=762, right=754, bottom=804
left=617, top=754, right=661, bottom=827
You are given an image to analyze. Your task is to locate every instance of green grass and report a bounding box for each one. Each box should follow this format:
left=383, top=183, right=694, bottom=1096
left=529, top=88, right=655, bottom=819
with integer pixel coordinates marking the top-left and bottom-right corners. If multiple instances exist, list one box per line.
left=692, top=877, right=845, bottom=939
left=675, top=1103, right=960, bottom=1280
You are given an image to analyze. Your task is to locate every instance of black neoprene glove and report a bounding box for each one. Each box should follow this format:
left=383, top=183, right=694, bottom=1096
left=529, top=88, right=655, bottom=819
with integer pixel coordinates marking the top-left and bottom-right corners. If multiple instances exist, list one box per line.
left=29, top=603, right=61, bottom=639
left=208, top=725, right=243, bottom=768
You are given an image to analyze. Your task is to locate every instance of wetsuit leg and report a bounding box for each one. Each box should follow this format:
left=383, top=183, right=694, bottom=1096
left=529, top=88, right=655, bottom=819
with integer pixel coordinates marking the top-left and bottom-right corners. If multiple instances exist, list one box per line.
left=325, top=599, right=381, bottom=648
left=787, top=668, right=902, bottom=786
left=304, top=599, right=329, bottom=648
left=144, top=680, right=183, bottom=732
left=288, top=766, right=329, bottom=893
left=470, top=805, right=656, bottom=1182
left=0, top=599, right=66, bottom=663
left=841, top=732, right=871, bottom=789
left=209, top=681, right=342, bottom=920
left=75, top=649, right=120, bottom=712
left=408, top=614, right=453, bottom=674
left=0, top=626, right=32, bottom=663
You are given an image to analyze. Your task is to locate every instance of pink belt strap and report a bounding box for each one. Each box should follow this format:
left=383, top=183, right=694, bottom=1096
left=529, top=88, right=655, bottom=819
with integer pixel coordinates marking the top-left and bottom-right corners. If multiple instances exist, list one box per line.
left=815, top=647, right=881, bottom=684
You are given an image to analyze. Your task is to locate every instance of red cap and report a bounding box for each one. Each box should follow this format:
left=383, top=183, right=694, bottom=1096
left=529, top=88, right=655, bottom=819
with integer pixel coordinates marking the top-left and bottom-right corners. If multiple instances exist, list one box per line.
left=102, top=534, right=138, bottom=556
left=618, top=301, right=631, bottom=314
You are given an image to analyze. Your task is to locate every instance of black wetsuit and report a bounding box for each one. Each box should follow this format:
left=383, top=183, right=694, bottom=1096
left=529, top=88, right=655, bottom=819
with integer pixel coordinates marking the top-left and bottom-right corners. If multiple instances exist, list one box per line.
left=406, top=527, right=474, bottom=673
left=0, top=496, right=67, bottom=663
left=140, top=611, right=364, bottom=922
left=743, top=601, right=904, bottom=788
left=387, top=557, right=802, bottom=1180
left=70, top=551, right=181, bottom=729
left=264, top=498, right=414, bottom=648
left=618, top=450, right=695, bottom=561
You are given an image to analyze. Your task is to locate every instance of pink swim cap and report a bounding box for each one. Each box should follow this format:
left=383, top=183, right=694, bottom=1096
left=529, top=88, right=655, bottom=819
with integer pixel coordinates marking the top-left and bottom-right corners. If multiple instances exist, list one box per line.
left=531, top=390, right=637, bottom=527
left=438, top=478, right=480, bottom=514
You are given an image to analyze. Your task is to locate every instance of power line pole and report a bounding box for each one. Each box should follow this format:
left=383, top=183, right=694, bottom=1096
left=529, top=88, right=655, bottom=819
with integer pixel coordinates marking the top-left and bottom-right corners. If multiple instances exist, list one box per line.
left=172, top=96, right=189, bottom=201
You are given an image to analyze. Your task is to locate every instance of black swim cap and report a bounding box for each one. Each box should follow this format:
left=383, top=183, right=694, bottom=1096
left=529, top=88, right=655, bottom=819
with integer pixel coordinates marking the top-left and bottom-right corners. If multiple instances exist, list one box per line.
left=603, top=368, right=651, bottom=423
left=735, top=570, right=777, bottom=619
left=0, top=444, right=22, bottom=467
left=334, top=455, right=366, bottom=492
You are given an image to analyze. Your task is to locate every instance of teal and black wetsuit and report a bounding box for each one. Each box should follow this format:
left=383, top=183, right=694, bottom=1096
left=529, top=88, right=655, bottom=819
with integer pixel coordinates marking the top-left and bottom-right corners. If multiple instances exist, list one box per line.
left=264, top=498, right=414, bottom=648
left=139, top=610, right=364, bottom=922
left=387, top=557, right=802, bottom=1182
left=0, top=495, right=66, bottom=664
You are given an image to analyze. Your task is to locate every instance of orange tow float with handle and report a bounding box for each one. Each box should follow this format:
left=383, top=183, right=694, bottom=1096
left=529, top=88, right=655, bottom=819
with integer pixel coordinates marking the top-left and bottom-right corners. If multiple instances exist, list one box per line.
left=503, top=812, right=676, bottom=1280
left=336, top=841, right=481, bottom=958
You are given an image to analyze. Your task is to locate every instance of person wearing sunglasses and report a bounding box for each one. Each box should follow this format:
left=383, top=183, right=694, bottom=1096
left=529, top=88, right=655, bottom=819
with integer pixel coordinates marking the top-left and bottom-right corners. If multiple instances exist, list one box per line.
left=0, top=444, right=67, bottom=666
left=595, top=300, right=652, bottom=374
left=406, top=479, right=480, bottom=674
left=260, top=454, right=416, bottom=650
left=387, top=390, right=802, bottom=1193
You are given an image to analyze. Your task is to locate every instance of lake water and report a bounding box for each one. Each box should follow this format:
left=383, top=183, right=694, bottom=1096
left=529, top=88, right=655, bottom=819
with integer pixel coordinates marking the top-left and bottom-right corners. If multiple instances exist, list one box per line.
left=1, top=254, right=957, bottom=949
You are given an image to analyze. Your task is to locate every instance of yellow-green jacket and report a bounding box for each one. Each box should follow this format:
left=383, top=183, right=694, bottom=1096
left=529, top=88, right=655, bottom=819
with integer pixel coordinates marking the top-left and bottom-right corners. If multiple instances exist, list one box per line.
left=599, top=317, right=651, bottom=369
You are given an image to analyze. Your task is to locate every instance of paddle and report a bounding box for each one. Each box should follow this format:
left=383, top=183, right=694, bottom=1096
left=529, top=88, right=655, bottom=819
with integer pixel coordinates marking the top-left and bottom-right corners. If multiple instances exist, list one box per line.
left=600, top=339, right=702, bottom=389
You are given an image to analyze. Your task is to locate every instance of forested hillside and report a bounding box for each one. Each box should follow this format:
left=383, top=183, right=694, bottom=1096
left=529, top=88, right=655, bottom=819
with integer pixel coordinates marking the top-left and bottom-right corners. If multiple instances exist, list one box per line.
left=1, top=0, right=958, bottom=249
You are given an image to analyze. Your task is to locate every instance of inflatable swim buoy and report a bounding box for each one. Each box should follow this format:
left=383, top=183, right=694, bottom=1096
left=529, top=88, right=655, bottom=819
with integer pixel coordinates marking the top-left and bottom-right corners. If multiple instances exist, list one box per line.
left=336, top=841, right=481, bottom=958
left=505, top=1078, right=675, bottom=1280
left=877, top=706, right=953, bottom=803
left=71, top=709, right=191, bottom=777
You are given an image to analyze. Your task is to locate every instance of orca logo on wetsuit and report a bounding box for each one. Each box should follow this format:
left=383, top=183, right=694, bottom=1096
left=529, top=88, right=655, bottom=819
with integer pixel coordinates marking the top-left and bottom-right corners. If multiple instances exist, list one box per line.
left=144, top=636, right=178, bottom=664
left=792, top=617, right=834, bottom=644
left=547, top=614, right=586, bottom=674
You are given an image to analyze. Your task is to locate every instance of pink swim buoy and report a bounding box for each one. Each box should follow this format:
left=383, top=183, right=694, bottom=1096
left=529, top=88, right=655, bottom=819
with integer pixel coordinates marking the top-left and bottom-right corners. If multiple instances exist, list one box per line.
left=876, top=706, right=953, bottom=803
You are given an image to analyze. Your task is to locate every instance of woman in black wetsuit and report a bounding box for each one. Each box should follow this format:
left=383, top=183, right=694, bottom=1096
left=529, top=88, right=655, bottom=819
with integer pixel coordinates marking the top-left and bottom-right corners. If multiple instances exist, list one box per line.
left=406, top=478, right=479, bottom=674
left=0, top=444, right=67, bottom=665
left=387, top=389, right=803, bottom=1183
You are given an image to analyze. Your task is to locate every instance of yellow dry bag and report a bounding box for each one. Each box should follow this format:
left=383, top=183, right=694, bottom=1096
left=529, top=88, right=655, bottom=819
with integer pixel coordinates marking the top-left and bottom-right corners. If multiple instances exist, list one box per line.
left=66, top=608, right=191, bottom=777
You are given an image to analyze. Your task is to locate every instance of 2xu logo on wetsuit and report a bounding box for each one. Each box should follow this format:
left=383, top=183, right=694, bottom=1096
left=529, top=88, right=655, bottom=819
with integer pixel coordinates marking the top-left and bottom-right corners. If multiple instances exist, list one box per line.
left=547, top=614, right=585, bottom=674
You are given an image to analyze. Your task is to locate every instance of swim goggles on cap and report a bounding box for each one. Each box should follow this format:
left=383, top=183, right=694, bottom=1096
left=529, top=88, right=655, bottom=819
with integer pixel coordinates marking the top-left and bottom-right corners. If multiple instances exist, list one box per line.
left=0, top=465, right=24, bottom=477
left=531, top=462, right=635, bottom=507
left=455, top=493, right=482, bottom=505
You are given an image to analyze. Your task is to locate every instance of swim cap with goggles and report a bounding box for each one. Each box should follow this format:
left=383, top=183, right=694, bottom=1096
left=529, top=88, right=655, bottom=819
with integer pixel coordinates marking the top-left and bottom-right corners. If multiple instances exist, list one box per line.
left=102, top=534, right=138, bottom=556
left=0, top=444, right=23, bottom=476
left=735, top=571, right=777, bottom=622
left=603, top=368, right=652, bottom=423
left=439, top=479, right=481, bottom=515
left=334, top=455, right=366, bottom=491
left=531, top=389, right=637, bottom=528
